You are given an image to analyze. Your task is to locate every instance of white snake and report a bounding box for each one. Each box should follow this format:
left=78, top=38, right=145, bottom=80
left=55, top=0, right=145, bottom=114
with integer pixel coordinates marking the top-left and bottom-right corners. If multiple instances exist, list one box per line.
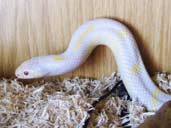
left=15, top=18, right=171, bottom=111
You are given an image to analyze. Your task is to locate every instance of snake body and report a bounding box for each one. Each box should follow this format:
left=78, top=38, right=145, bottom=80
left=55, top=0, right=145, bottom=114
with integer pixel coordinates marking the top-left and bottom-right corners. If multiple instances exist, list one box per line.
left=15, top=18, right=171, bottom=111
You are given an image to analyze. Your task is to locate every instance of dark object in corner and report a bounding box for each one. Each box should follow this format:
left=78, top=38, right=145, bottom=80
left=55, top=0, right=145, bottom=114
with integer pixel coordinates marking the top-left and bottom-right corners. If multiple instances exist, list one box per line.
left=83, top=80, right=123, bottom=128
left=139, top=101, right=171, bottom=128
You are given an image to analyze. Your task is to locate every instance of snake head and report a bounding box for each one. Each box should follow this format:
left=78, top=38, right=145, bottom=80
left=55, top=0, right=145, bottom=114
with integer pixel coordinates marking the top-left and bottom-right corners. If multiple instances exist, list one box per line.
left=15, top=57, right=45, bottom=79
left=15, top=55, right=69, bottom=79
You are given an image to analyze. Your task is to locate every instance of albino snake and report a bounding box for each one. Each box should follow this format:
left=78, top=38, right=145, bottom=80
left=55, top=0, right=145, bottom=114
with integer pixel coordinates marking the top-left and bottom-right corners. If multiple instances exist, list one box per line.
left=15, top=18, right=171, bottom=111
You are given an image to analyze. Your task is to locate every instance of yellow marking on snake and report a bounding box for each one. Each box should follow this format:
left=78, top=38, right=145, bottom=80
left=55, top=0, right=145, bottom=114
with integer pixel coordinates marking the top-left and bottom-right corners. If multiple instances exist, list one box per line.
left=131, top=64, right=141, bottom=74
left=151, top=88, right=161, bottom=109
left=75, top=24, right=94, bottom=50
left=53, top=56, right=63, bottom=61
left=117, top=29, right=129, bottom=39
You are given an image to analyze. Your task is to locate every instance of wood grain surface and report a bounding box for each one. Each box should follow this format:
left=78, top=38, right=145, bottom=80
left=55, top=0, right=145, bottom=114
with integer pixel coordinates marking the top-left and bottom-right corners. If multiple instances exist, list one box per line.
left=0, top=0, right=171, bottom=79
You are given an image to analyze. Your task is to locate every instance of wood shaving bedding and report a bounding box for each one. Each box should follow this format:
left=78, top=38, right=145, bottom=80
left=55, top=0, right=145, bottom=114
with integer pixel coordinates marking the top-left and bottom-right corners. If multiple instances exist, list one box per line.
left=0, top=80, right=91, bottom=127
left=153, top=72, right=171, bottom=94
left=0, top=72, right=170, bottom=128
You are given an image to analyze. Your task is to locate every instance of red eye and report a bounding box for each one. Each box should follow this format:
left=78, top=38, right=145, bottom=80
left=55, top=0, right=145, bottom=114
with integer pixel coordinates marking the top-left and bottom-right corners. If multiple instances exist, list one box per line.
left=24, top=71, right=29, bottom=75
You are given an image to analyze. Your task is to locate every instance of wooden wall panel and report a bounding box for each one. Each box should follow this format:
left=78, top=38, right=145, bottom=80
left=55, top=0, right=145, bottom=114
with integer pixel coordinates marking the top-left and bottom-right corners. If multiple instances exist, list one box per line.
left=0, top=0, right=171, bottom=78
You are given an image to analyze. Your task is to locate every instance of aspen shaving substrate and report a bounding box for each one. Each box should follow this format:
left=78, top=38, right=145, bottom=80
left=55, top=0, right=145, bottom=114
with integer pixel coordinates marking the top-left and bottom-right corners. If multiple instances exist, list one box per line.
left=0, top=72, right=169, bottom=128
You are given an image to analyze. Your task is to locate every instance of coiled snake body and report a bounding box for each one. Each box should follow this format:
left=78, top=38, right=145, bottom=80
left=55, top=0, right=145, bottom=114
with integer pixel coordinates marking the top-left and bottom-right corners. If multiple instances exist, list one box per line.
left=15, top=18, right=171, bottom=111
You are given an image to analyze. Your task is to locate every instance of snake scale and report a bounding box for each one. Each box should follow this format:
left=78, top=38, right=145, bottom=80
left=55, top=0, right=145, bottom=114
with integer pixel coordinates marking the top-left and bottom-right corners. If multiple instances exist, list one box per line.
left=15, top=18, right=171, bottom=111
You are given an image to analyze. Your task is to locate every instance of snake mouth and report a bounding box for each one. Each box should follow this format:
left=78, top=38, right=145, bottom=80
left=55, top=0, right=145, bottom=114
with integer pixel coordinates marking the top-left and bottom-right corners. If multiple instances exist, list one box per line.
left=15, top=67, right=21, bottom=78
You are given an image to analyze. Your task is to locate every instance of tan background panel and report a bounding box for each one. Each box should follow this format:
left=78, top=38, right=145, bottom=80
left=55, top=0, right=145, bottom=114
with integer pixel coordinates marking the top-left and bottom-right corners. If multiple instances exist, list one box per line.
left=0, top=0, right=171, bottom=79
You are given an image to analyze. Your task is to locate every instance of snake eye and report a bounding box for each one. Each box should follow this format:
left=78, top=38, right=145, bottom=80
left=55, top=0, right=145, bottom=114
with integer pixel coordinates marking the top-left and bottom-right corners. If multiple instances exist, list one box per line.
left=24, top=71, right=29, bottom=76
